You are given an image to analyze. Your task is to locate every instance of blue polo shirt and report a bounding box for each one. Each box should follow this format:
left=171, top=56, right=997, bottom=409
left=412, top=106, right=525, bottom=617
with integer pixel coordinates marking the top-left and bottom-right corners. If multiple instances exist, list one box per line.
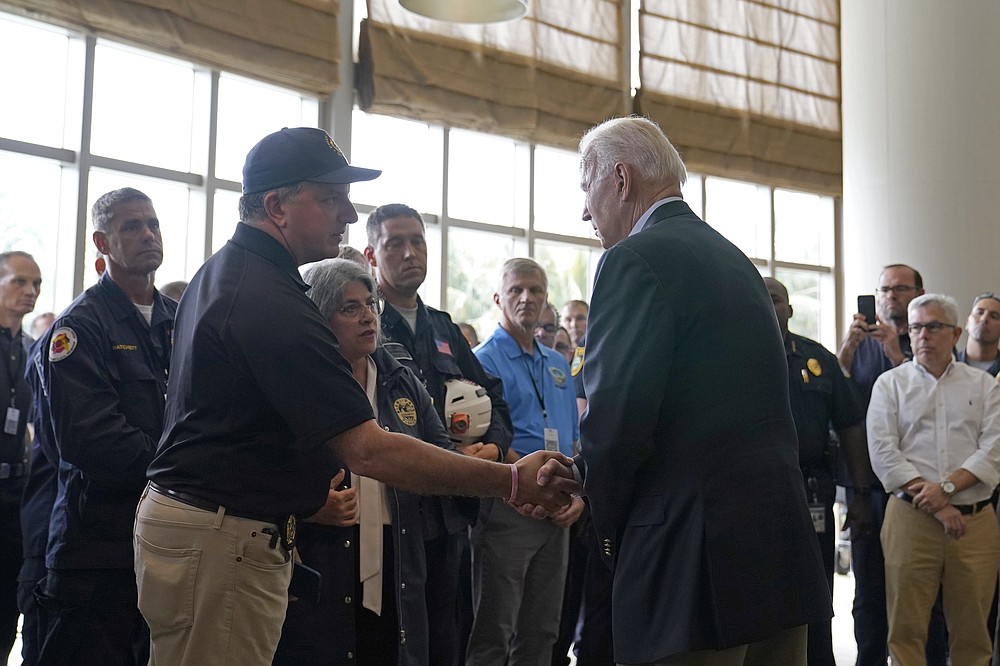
left=475, top=325, right=578, bottom=457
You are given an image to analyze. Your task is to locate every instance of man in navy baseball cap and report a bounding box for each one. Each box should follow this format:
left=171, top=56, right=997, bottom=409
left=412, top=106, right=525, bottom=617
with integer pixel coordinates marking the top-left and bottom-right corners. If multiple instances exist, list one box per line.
left=242, top=127, right=381, bottom=194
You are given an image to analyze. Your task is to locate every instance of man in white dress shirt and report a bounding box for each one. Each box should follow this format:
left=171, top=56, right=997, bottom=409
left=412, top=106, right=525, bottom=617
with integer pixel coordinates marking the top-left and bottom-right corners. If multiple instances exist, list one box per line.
left=868, top=293, right=1000, bottom=666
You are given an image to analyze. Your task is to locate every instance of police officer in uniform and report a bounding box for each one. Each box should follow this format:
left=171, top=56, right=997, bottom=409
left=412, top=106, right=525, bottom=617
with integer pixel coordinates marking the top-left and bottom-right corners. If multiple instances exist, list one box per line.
left=365, top=203, right=512, bottom=665
left=765, top=277, right=873, bottom=666
left=0, top=251, right=42, bottom=662
left=33, top=188, right=176, bottom=665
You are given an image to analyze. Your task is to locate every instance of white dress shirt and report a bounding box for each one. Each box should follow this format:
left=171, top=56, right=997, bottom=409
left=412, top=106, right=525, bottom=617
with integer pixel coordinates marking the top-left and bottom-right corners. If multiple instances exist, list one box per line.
left=867, top=360, right=1000, bottom=504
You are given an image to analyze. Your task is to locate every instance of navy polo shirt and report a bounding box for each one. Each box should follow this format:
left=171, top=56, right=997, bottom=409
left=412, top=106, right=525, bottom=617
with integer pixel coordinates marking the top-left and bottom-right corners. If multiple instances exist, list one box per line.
left=148, top=223, right=373, bottom=518
left=475, top=325, right=578, bottom=457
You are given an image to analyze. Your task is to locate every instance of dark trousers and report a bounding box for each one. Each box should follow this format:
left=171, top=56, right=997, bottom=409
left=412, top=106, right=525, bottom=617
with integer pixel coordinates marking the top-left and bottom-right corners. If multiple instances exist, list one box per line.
left=848, top=487, right=948, bottom=666
left=0, top=482, right=23, bottom=663
left=552, top=519, right=588, bottom=665
left=425, top=532, right=463, bottom=666
left=356, top=528, right=398, bottom=666
left=35, top=568, right=149, bottom=666
left=807, top=499, right=836, bottom=666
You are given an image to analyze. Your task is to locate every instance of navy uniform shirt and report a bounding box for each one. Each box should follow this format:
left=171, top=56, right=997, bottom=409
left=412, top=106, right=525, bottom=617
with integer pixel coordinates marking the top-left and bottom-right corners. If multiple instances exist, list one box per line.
left=785, top=332, right=864, bottom=472
left=148, top=224, right=373, bottom=519
left=37, top=273, right=176, bottom=569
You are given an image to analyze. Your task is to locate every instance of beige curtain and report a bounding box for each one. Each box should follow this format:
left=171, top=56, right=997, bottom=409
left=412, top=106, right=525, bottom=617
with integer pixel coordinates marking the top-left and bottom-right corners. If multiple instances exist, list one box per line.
left=357, top=0, right=629, bottom=151
left=0, top=0, right=342, bottom=94
left=637, top=0, right=842, bottom=194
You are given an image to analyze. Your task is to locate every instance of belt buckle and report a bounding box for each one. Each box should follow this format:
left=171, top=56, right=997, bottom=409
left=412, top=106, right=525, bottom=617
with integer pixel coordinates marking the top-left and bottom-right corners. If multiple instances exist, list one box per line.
left=279, top=515, right=297, bottom=551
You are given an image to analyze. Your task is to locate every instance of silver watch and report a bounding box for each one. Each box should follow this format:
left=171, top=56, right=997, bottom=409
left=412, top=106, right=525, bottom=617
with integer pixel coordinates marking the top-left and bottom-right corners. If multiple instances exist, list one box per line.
left=941, top=480, right=956, bottom=496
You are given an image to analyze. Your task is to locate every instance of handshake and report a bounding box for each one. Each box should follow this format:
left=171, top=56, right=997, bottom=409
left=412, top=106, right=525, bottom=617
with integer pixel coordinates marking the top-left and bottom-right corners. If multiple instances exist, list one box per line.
left=507, top=451, right=582, bottom=518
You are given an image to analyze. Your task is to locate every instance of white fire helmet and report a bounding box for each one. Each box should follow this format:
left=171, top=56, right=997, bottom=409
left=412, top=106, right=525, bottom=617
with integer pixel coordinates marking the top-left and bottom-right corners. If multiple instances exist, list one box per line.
left=442, top=378, right=492, bottom=445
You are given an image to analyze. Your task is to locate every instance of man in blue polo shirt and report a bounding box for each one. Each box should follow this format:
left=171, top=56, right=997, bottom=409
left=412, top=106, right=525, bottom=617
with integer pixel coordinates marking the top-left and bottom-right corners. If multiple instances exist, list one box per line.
left=467, top=258, right=583, bottom=666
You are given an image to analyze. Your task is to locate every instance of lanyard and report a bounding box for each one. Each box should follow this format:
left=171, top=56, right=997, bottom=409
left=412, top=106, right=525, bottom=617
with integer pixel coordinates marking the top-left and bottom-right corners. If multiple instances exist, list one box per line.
left=522, top=340, right=547, bottom=422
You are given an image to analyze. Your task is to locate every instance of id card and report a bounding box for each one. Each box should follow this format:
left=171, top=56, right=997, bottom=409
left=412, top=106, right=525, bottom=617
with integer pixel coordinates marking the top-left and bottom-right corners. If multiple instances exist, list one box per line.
left=543, top=427, right=559, bottom=452
left=809, top=503, right=826, bottom=534
left=3, top=407, right=19, bottom=436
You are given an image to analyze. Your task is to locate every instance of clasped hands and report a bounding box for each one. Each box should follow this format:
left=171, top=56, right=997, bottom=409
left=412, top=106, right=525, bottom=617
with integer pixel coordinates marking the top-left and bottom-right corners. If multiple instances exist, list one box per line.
left=908, top=480, right=965, bottom=540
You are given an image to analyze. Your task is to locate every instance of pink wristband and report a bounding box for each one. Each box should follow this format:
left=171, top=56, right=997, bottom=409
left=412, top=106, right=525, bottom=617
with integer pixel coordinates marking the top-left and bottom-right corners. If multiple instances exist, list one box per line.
left=508, top=463, right=519, bottom=503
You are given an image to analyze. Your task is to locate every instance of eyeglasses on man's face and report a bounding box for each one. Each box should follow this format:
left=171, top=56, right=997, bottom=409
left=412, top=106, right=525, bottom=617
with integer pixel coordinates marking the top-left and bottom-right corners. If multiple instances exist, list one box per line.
left=877, top=285, right=917, bottom=296
left=337, top=298, right=381, bottom=319
left=906, top=321, right=955, bottom=335
left=535, top=323, right=557, bottom=334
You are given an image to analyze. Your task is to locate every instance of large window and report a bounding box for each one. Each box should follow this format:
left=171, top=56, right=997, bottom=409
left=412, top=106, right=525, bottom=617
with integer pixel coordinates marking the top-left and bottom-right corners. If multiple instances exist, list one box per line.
left=0, top=11, right=319, bottom=326
left=1, top=9, right=839, bottom=348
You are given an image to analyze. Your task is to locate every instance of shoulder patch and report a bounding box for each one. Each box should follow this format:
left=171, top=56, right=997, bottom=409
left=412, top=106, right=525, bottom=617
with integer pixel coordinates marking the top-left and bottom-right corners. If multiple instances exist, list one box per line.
left=570, top=346, right=585, bottom=377
left=50, top=327, right=78, bottom=362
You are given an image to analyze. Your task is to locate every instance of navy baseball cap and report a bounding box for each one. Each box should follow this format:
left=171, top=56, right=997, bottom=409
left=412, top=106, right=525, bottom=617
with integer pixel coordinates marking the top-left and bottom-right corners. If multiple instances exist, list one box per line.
left=242, top=127, right=381, bottom=194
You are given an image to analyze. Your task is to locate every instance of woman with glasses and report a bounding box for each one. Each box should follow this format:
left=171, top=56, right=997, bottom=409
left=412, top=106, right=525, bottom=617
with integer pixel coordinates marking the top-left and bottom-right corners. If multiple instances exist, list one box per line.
left=273, top=258, right=452, bottom=666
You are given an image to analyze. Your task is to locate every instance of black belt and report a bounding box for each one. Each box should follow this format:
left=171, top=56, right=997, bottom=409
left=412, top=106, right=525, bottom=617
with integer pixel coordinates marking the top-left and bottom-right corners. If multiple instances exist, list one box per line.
left=149, top=482, right=279, bottom=524
left=896, top=492, right=993, bottom=516
left=0, top=463, right=25, bottom=480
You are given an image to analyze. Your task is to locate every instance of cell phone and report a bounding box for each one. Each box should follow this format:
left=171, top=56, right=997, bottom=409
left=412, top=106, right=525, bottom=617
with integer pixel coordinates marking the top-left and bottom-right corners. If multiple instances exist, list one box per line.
left=857, top=294, right=877, bottom=328
left=289, top=561, right=322, bottom=605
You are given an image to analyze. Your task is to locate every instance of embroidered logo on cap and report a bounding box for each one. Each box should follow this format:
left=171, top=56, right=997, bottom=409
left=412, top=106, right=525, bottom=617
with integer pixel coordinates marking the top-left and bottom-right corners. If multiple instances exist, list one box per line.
left=326, top=134, right=344, bottom=157
left=50, top=327, right=78, bottom=362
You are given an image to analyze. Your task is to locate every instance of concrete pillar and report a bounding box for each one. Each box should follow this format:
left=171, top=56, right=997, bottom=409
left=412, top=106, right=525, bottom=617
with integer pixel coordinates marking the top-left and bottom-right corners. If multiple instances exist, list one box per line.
left=840, top=0, right=1000, bottom=330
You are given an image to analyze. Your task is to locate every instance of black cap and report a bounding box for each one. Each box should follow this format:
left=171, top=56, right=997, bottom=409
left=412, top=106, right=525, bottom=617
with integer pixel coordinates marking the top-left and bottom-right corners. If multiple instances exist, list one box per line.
left=242, top=127, right=381, bottom=195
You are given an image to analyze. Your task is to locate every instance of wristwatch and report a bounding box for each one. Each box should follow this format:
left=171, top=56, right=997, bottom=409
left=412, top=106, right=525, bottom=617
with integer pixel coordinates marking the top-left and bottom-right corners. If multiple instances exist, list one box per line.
left=941, top=480, right=956, bottom=496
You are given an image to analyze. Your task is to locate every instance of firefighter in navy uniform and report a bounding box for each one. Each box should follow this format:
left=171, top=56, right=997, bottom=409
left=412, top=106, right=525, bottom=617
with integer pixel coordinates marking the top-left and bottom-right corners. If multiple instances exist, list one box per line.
left=365, top=203, right=511, bottom=665
left=34, top=188, right=176, bottom=666
left=765, top=278, right=873, bottom=666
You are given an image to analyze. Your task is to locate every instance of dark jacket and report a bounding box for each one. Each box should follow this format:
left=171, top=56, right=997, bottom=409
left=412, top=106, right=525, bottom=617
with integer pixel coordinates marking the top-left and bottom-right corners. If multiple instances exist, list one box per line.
left=274, top=346, right=453, bottom=666
left=37, top=273, right=175, bottom=570
left=580, top=200, right=830, bottom=663
left=380, top=298, right=512, bottom=534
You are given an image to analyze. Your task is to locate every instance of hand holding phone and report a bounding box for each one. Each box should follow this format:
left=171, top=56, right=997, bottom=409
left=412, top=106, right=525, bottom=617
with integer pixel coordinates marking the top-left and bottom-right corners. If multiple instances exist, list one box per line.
left=857, top=294, right=877, bottom=329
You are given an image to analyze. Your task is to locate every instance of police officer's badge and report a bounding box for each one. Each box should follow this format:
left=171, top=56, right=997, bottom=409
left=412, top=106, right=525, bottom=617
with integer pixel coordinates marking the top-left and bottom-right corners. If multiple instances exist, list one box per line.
left=50, top=327, right=77, bottom=362
left=281, top=515, right=297, bottom=551
left=394, top=398, right=417, bottom=426
left=570, top=346, right=585, bottom=377
left=807, top=358, right=822, bottom=377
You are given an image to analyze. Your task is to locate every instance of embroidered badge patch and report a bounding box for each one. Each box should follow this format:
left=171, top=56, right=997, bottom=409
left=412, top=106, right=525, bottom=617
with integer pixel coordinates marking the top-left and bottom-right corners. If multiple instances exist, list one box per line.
left=394, top=398, right=418, bottom=426
left=49, top=327, right=77, bottom=362
left=548, top=366, right=567, bottom=388
left=570, top=346, right=585, bottom=377
left=807, top=358, right=822, bottom=377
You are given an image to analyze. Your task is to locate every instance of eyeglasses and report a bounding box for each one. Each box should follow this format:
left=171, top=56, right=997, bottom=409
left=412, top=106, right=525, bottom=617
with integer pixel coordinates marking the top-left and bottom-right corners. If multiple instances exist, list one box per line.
left=906, top=321, right=956, bottom=335
left=535, top=323, right=557, bottom=334
left=877, top=285, right=917, bottom=296
left=337, top=298, right=381, bottom=319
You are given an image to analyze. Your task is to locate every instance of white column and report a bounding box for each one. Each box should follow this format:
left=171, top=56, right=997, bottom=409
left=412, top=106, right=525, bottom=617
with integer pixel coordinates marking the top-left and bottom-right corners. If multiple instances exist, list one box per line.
left=840, top=0, right=1000, bottom=327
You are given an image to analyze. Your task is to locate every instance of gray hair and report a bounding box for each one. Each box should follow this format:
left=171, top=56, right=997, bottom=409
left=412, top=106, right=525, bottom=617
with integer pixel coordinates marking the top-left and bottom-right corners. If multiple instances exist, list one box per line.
left=579, top=116, right=687, bottom=189
left=91, top=188, right=152, bottom=232
left=237, top=182, right=307, bottom=224
left=303, top=258, right=378, bottom=322
left=498, top=257, right=548, bottom=294
left=908, top=293, right=959, bottom=326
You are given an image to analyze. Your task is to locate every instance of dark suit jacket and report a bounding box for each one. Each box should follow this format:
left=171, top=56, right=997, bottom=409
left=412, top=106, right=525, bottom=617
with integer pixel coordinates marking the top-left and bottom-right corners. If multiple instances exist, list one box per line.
left=580, top=200, right=831, bottom=663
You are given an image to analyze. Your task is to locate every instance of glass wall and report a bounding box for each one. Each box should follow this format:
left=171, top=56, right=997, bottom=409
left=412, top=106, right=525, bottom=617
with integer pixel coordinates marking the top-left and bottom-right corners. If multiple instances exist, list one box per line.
left=0, top=10, right=839, bottom=350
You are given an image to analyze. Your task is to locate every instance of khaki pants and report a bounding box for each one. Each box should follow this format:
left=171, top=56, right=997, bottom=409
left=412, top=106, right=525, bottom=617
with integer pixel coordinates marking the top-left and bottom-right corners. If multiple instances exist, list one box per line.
left=882, top=495, right=1000, bottom=666
left=134, top=485, right=292, bottom=666
left=632, top=624, right=808, bottom=666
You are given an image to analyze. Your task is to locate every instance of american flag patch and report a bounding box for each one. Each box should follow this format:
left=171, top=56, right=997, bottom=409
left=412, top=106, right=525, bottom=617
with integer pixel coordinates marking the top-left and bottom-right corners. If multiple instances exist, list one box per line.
left=436, top=339, right=452, bottom=355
